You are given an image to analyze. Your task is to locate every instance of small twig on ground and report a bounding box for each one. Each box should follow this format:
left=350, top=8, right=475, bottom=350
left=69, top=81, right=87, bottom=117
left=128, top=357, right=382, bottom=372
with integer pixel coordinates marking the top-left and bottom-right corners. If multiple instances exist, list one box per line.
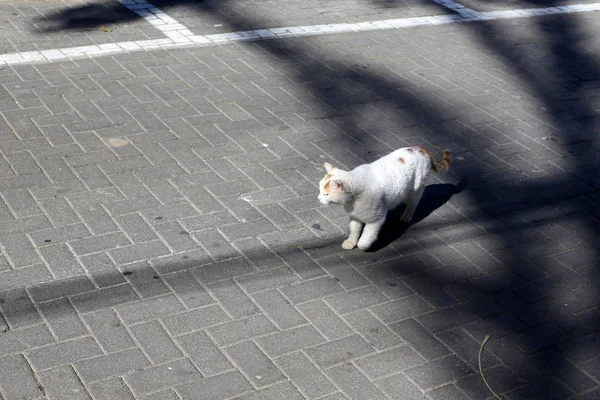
left=478, top=335, right=503, bottom=400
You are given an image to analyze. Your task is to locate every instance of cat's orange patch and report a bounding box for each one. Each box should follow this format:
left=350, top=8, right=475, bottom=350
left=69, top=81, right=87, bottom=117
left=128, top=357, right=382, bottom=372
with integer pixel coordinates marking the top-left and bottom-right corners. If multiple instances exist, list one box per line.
left=324, top=181, right=331, bottom=192
left=399, top=157, right=405, bottom=164
left=325, top=173, right=334, bottom=180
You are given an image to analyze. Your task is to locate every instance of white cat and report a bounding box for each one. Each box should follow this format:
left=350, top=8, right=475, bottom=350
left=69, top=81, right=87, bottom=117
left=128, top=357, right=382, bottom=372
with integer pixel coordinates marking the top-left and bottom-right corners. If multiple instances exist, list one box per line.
left=318, top=146, right=451, bottom=250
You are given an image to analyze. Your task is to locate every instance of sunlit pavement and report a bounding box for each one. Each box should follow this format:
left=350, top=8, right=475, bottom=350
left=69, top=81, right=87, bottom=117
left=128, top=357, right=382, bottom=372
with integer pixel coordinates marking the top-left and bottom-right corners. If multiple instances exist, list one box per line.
left=0, top=0, right=599, bottom=399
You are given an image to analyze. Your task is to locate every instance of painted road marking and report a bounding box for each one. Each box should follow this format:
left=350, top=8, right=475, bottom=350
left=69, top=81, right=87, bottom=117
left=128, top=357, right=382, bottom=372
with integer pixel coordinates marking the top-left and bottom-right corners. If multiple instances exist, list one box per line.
left=1, top=2, right=600, bottom=66
left=120, top=0, right=195, bottom=42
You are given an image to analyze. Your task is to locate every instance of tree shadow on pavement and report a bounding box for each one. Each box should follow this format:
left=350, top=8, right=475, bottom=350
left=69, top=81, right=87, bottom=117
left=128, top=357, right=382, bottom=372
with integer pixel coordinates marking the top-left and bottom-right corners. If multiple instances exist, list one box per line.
left=14, top=0, right=600, bottom=398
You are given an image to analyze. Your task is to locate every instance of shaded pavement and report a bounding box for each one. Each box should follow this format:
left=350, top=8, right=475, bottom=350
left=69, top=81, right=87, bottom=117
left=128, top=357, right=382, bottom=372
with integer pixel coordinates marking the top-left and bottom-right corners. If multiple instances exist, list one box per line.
left=0, top=0, right=599, bottom=399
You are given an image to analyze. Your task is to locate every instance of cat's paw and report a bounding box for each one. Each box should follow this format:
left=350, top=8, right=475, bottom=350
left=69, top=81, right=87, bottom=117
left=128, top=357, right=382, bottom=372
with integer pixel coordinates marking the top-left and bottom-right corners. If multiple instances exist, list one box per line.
left=400, top=215, right=413, bottom=224
left=342, top=240, right=357, bottom=250
left=356, top=239, right=373, bottom=251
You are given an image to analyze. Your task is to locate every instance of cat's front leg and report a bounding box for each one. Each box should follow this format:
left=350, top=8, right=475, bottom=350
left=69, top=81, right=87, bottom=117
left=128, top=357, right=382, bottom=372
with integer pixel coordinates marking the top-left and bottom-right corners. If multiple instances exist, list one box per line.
left=357, top=218, right=385, bottom=250
left=342, top=219, right=363, bottom=250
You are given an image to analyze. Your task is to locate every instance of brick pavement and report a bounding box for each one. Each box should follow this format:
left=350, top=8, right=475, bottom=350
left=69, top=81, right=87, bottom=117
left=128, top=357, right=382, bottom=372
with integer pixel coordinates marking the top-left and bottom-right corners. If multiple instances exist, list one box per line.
left=0, top=0, right=599, bottom=399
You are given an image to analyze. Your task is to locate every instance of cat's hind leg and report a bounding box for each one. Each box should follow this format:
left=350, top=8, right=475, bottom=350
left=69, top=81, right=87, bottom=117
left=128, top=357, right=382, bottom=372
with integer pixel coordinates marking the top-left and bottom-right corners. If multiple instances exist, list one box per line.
left=400, top=187, right=424, bottom=224
left=343, top=219, right=363, bottom=250
left=357, top=218, right=385, bottom=250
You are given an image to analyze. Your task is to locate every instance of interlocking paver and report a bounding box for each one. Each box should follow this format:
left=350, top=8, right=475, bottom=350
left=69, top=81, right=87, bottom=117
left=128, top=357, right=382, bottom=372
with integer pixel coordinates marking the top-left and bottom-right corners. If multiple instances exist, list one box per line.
left=253, top=289, right=307, bottom=329
left=174, top=370, right=252, bottom=400
left=324, top=362, right=388, bottom=400
left=0, top=354, right=45, bottom=399
left=1, top=1, right=600, bottom=399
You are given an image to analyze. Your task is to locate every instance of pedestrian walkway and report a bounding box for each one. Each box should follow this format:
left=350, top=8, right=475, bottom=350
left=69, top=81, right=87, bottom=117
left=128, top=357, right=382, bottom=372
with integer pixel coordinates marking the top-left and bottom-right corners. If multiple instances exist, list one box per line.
left=0, top=0, right=599, bottom=399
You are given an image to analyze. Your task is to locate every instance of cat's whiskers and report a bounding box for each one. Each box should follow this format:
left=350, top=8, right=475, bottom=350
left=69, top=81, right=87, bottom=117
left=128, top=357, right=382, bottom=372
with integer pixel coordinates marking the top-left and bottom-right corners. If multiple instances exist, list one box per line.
left=318, top=204, right=330, bottom=212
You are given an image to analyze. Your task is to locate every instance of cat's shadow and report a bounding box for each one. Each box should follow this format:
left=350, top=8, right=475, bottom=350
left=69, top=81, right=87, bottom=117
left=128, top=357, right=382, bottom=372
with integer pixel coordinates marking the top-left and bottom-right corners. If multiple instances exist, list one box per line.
left=366, top=179, right=468, bottom=252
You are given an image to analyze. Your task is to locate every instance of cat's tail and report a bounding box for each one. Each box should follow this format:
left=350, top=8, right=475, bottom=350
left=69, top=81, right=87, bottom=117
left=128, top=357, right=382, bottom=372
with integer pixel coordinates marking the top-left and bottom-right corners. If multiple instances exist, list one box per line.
left=430, top=150, right=451, bottom=172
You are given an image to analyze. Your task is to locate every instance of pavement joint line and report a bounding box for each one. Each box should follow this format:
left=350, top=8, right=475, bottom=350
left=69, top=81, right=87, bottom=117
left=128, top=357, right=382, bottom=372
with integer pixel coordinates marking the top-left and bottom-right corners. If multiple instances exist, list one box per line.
left=1, top=3, right=600, bottom=67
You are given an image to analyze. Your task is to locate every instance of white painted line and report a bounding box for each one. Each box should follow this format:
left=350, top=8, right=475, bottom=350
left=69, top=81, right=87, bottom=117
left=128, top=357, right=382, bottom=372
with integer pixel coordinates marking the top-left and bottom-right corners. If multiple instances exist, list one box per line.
left=1, top=3, right=600, bottom=67
left=119, top=0, right=194, bottom=43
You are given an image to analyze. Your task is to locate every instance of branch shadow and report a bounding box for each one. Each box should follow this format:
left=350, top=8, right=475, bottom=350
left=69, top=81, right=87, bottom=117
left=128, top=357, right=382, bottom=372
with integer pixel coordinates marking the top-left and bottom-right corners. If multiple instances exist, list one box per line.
left=10, top=0, right=600, bottom=398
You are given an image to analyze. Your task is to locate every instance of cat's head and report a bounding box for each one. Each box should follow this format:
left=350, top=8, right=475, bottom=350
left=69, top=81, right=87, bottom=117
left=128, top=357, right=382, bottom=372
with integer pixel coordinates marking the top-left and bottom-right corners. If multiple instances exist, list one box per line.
left=318, top=162, right=352, bottom=205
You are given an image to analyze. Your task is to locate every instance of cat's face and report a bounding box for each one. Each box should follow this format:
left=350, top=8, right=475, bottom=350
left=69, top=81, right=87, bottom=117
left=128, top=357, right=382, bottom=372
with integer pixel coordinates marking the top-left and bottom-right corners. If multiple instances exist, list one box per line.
left=318, top=163, right=350, bottom=205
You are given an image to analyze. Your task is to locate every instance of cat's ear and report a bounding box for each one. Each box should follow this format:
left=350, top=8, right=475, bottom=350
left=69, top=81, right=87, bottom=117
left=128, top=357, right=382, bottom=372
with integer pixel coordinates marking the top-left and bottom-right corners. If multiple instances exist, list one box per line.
left=324, top=162, right=335, bottom=173
left=330, top=180, right=345, bottom=192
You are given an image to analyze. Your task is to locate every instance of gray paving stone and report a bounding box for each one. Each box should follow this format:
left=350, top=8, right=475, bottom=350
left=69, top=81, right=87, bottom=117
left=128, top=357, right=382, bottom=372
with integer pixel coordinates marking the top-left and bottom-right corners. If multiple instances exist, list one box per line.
left=0, top=264, right=53, bottom=293
left=225, top=340, right=285, bottom=386
left=26, top=336, right=103, bottom=371
left=37, top=365, right=91, bottom=400
left=193, top=257, right=254, bottom=284
left=344, top=310, right=403, bottom=351
left=297, top=300, right=354, bottom=340
left=377, top=373, right=426, bottom=400
left=232, top=237, right=285, bottom=271
left=389, top=318, right=452, bottom=360
left=39, top=244, right=83, bottom=278
left=426, top=384, right=469, bottom=400
left=131, top=321, right=183, bottom=364
left=78, top=252, right=127, bottom=288
left=236, top=381, right=306, bottom=400
left=82, top=308, right=135, bottom=353
left=73, top=284, right=140, bottom=316
left=70, top=232, right=131, bottom=256
left=0, top=324, right=54, bottom=357
left=253, top=290, right=307, bottom=330
left=75, top=348, right=150, bottom=384
left=405, top=355, right=474, bottom=391
left=175, top=371, right=252, bottom=400
left=325, top=363, right=388, bottom=400
left=39, top=196, right=81, bottom=226
left=235, top=266, right=297, bottom=294
left=318, top=255, right=370, bottom=291
left=281, top=277, right=344, bottom=304
left=208, top=279, right=259, bottom=319
left=370, top=295, right=434, bottom=324
left=2, top=233, right=41, bottom=267
left=109, top=240, right=172, bottom=265
left=305, top=335, right=375, bottom=368
left=208, top=314, right=278, bottom=347
left=325, top=286, right=388, bottom=315
left=275, top=352, right=337, bottom=398
left=151, top=248, right=213, bottom=275
left=27, top=276, right=95, bottom=303
left=119, top=261, right=171, bottom=299
left=38, top=298, right=88, bottom=341
left=196, top=224, right=244, bottom=259
left=116, top=294, right=184, bottom=325
left=417, top=305, right=478, bottom=333
left=125, top=358, right=202, bottom=397
left=0, top=354, right=45, bottom=400
left=28, top=224, right=91, bottom=247
left=0, top=288, right=44, bottom=329
left=356, top=345, right=425, bottom=379
left=176, top=330, right=233, bottom=377
left=163, top=270, right=215, bottom=309
left=162, top=304, right=230, bottom=337
left=87, top=378, right=135, bottom=400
